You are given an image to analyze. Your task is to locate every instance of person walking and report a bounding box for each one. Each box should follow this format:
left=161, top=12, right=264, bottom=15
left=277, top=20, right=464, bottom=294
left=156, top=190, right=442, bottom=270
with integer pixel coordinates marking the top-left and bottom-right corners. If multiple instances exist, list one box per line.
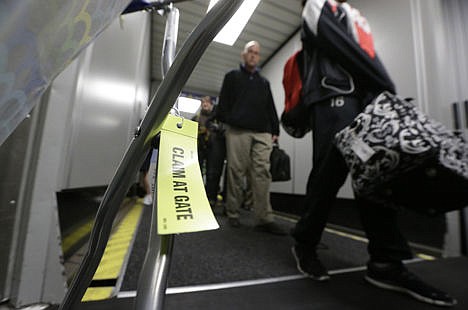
left=216, top=41, right=286, bottom=235
left=290, top=0, right=456, bottom=306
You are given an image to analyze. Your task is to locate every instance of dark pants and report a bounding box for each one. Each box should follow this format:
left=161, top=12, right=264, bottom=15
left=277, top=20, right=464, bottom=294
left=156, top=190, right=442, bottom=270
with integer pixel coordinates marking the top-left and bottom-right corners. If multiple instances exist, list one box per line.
left=205, top=135, right=227, bottom=203
left=292, top=96, right=412, bottom=263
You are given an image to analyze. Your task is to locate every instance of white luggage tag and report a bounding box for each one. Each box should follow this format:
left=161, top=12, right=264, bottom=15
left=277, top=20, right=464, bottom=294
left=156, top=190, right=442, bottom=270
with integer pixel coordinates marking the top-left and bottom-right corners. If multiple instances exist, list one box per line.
left=350, top=137, right=375, bottom=163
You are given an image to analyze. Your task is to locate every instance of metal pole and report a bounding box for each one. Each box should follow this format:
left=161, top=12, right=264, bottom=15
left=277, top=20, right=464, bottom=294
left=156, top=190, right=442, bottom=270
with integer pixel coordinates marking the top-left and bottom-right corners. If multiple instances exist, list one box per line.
left=134, top=5, right=178, bottom=309
left=134, top=163, right=175, bottom=308
left=59, top=0, right=244, bottom=309
left=161, top=5, right=179, bottom=113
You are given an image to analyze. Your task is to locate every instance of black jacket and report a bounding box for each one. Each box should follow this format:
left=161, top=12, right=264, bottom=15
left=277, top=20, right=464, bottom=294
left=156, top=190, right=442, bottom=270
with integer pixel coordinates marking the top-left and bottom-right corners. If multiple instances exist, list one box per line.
left=301, top=0, right=396, bottom=106
left=216, top=65, right=280, bottom=136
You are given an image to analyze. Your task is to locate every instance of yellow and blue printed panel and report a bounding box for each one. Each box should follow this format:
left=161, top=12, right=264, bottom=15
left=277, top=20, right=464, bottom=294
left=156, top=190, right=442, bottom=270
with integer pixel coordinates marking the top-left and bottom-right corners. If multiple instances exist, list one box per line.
left=0, top=0, right=131, bottom=145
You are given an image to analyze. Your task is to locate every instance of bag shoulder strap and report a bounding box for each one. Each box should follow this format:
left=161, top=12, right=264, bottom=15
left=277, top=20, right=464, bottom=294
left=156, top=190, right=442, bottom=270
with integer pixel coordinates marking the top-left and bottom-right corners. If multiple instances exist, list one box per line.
left=301, top=47, right=317, bottom=99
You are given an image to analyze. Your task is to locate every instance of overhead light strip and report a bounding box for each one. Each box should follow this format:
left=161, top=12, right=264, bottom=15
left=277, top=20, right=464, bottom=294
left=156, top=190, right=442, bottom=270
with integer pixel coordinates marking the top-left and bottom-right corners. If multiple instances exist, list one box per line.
left=177, top=96, right=201, bottom=114
left=207, top=0, right=261, bottom=46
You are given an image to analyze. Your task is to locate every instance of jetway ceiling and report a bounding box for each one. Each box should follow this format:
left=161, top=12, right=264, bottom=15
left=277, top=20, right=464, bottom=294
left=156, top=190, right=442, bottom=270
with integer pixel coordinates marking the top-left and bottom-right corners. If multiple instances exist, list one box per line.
left=150, top=0, right=303, bottom=96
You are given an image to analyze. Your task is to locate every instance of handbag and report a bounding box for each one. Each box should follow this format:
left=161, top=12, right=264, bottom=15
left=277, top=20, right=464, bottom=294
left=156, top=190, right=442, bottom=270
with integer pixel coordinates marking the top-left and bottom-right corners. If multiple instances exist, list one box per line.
left=270, top=143, right=291, bottom=182
left=334, top=91, right=468, bottom=215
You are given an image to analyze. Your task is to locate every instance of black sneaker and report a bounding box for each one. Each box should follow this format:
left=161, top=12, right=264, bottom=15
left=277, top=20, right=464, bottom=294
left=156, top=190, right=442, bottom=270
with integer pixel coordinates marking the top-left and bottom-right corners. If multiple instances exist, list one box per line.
left=365, top=261, right=457, bottom=307
left=228, top=217, right=241, bottom=228
left=291, top=245, right=330, bottom=281
left=254, top=222, right=287, bottom=235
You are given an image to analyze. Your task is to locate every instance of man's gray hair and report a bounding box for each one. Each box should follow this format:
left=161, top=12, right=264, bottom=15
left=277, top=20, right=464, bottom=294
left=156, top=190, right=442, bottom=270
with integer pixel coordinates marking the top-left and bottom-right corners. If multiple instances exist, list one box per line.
left=243, top=40, right=260, bottom=53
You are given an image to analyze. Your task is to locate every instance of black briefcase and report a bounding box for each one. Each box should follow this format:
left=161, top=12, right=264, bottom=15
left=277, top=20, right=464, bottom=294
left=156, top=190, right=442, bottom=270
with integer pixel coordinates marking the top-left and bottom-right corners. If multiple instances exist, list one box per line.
left=270, top=144, right=291, bottom=182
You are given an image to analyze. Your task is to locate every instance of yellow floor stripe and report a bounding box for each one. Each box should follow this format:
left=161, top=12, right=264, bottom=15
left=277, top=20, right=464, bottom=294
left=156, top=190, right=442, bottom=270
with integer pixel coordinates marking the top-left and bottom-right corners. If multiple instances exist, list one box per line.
left=82, top=287, right=114, bottom=302
left=278, top=213, right=436, bottom=261
left=416, top=253, right=436, bottom=260
left=82, top=202, right=144, bottom=301
left=94, top=203, right=143, bottom=279
left=62, top=218, right=95, bottom=254
left=324, top=227, right=369, bottom=243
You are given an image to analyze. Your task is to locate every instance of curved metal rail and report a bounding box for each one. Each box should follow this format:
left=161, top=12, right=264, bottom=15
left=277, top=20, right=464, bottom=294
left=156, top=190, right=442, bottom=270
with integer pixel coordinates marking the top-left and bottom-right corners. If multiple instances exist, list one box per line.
left=59, top=0, right=244, bottom=308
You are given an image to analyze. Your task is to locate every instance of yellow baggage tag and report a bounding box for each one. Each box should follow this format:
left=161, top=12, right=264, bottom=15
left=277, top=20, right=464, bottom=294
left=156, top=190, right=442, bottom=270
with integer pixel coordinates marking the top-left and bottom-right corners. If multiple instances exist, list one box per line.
left=157, top=114, right=219, bottom=234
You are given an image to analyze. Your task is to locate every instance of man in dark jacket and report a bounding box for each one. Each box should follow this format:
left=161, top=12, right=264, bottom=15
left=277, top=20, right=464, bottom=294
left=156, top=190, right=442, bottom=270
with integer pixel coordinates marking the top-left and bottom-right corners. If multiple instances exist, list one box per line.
left=216, top=41, right=285, bottom=235
left=290, top=0, right=456, bottom=306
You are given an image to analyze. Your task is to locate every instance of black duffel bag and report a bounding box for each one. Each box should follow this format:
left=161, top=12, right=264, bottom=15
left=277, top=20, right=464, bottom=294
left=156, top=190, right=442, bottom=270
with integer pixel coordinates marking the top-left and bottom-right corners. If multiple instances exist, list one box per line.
left=334, top=91, right=468, bottom=215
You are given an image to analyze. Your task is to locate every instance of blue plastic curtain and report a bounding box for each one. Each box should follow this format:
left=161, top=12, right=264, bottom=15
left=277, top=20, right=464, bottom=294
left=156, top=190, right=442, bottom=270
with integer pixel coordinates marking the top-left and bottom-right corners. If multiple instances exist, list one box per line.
left=0, top=0, right=132, bottom=146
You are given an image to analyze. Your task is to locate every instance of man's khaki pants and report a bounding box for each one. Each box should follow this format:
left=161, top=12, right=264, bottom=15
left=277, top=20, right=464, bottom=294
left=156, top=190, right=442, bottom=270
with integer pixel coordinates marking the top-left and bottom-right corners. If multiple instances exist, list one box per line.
left=225, top=126, right=274, bottom=224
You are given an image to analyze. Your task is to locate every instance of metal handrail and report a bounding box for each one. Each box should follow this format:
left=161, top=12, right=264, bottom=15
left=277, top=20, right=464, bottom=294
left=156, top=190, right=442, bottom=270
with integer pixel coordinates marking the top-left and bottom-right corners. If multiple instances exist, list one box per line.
left=59, top=0, right=244, bottom=309
left=133, top=5, right=177, bottom=310
left=161, top=5, right=179, bottom=78
left=123, top=0, right=191, bottom=14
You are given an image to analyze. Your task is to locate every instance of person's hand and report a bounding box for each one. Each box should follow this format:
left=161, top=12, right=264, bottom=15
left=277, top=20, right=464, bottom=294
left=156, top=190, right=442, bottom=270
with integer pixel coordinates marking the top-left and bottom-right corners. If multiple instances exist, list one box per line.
left=272, top=135, right=278, bottom=143
left=207, top=123, right=219, bottom=131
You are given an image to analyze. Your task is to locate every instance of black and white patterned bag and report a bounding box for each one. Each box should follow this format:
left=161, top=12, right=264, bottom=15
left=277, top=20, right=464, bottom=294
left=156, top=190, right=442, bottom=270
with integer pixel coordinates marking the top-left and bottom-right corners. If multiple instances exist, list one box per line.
left=334, top=91, right=468, bottom=214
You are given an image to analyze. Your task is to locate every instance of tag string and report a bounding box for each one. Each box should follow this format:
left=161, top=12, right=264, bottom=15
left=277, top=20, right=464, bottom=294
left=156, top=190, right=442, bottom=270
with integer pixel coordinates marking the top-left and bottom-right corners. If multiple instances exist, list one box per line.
left=170, top=98, right=184, bottom=128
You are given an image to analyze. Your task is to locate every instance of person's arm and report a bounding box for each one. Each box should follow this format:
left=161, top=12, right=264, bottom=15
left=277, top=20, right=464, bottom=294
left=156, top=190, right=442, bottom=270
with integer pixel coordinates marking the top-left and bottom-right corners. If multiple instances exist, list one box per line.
left=266, top=82, right=280, bottom=138
left=216, top=72, right=234, bottom=123
left=302, top=0, right=395, bottom=93
left=206, top=107, right=222, bottom=133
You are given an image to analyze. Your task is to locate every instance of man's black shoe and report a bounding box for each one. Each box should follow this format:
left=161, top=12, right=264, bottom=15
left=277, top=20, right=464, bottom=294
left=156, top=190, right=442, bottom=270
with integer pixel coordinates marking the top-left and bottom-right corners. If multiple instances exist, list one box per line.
left=291, top=245, right=330, bottom=281
left=228, top=217, right=241, bottom=228
left=365, top=261, right=457, bottom=307
left=254, top=222, right=287, bottom=235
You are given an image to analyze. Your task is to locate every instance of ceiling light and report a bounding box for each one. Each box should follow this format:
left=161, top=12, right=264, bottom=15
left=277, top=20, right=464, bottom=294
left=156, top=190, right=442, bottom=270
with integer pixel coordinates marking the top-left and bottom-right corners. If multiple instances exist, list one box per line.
left=177, top=96, right=201, bottom=114
left=207, top=0, right=261, bottom=46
